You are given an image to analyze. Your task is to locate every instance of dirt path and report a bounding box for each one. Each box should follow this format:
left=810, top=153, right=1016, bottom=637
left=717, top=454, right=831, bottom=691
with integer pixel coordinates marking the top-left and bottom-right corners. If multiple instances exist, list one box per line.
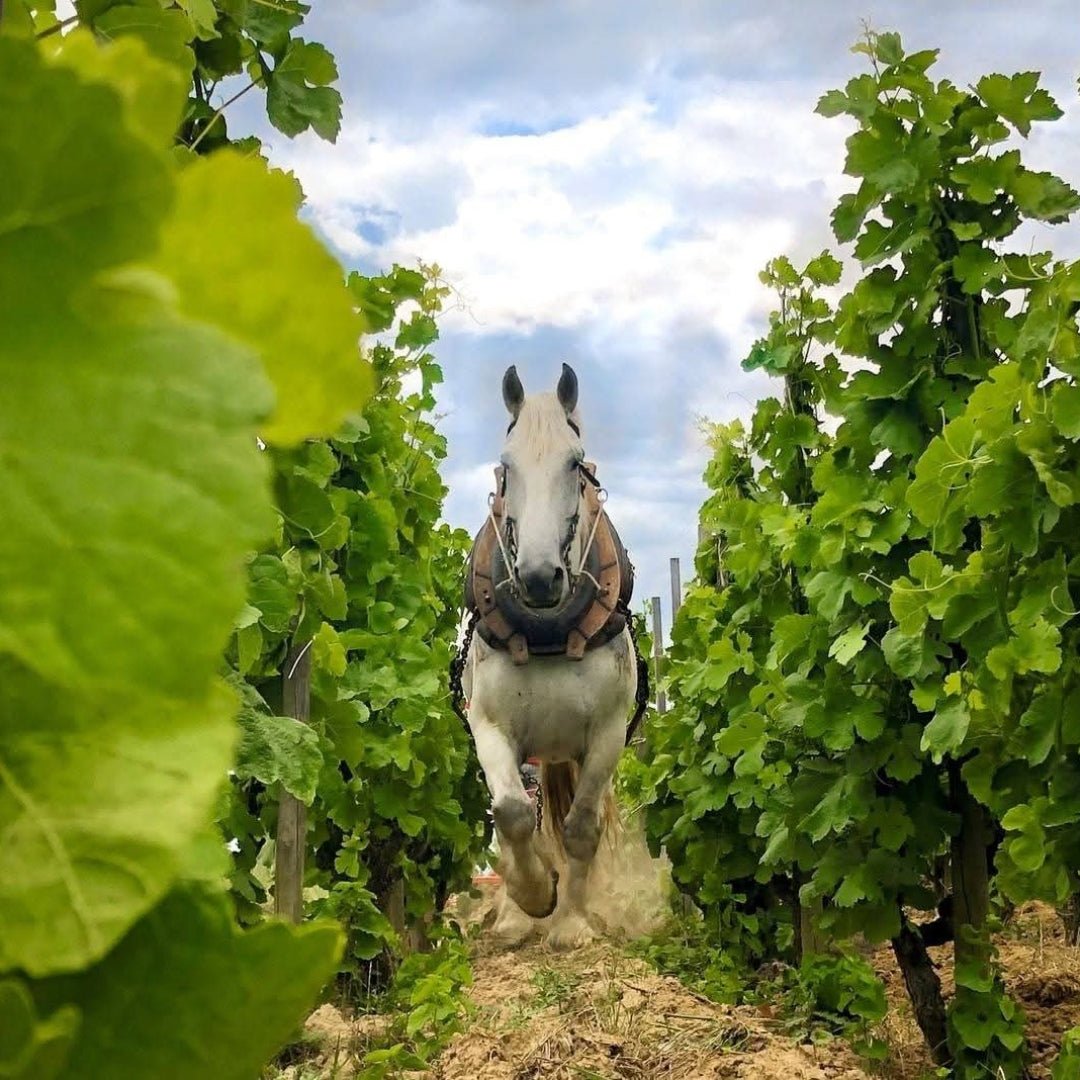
left=432, top=931, right=873, bottom=1080
left=277, top=824, right=1080, bottom=1080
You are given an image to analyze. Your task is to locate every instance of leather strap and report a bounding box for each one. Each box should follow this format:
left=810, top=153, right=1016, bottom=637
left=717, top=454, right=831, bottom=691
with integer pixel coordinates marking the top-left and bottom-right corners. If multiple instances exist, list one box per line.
left=464, top=464, right=632, bottom=663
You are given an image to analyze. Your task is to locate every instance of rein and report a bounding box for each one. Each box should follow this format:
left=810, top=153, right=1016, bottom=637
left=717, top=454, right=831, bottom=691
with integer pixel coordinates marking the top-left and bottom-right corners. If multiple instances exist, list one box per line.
left=573, top=463, right=605, bottom=577
left=486, top=494, right=516, bottom=593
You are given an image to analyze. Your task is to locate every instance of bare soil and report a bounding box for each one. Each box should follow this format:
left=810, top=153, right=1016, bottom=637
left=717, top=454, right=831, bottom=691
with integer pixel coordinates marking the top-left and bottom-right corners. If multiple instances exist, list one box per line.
left=433, top=930, right=872, bottom=1080
left=277, top=819, right=1080, bottom=1080
left=871, top=901, right=1080, bottom=1080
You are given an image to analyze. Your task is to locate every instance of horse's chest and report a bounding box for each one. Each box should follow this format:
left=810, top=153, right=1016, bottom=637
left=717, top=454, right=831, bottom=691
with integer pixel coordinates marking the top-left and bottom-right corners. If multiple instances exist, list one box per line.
left=469, top=637, right=634, bottom=760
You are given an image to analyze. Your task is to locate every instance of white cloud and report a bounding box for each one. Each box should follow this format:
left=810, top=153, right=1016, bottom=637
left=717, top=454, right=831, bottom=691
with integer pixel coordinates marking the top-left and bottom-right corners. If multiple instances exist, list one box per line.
left=269, top=85, right=847, bottom=552
left=270, top=87, right=846, bottom=351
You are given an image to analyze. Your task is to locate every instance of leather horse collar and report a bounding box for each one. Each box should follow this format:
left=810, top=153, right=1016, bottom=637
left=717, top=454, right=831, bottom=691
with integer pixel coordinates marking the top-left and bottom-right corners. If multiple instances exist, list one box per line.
left=464, top=462, right=634, bottom=665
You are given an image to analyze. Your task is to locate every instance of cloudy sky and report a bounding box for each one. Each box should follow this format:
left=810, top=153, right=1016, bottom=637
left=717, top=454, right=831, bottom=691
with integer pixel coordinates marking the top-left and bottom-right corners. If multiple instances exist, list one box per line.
left=239, top=1, right=1080, bottom=628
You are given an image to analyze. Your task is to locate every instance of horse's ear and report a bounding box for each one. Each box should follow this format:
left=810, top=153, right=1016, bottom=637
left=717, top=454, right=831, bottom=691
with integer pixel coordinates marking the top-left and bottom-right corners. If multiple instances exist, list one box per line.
left=502, top=365, right=525, bottom=418
left=556, top=363, right=578, bottom=415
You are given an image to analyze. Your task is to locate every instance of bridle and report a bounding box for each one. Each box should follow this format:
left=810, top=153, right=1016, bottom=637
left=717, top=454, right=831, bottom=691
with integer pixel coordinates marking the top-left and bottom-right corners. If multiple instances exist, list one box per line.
left=487, top=451, right=606, bottom=605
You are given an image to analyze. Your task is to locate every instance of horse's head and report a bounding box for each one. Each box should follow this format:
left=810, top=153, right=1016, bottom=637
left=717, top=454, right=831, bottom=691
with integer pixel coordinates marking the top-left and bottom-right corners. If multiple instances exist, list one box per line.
left=498, top=363, right=584, bottom=609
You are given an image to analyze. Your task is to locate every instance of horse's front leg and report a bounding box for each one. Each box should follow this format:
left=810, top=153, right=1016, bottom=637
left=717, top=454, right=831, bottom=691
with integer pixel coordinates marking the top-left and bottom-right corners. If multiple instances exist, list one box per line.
left=469, top=706, right=559, bottom=921
left=547, top=718, right=625, bottom=949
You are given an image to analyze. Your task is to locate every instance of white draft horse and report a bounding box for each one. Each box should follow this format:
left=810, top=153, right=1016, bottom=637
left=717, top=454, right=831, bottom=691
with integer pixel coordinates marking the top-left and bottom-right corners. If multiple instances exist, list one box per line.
left=461, top=364, right=638, bottom=948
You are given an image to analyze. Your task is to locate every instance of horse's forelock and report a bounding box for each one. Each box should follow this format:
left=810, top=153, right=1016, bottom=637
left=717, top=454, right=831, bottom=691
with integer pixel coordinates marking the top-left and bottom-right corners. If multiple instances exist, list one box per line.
left=507, top=393, right=582, bottom=460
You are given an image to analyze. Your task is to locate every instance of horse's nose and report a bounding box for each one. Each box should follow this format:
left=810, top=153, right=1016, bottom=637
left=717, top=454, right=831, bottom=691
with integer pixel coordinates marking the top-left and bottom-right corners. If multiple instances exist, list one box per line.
left=517, top=561, right=564, bottom=607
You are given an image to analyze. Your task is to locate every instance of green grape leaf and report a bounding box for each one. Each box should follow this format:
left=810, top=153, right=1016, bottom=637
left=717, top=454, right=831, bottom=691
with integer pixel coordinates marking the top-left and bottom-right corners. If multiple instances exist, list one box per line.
left=1005, top=825, right=1046, bottom=874
left=873, top=30, right=904, bottom=66
left=1017, top=691, right=1060, bottom=766
left=950, top=991, right=997, bottom=1051
left=312, top=622, right=348, bottom=677
left=242, top=0, right=307, bottom=50
left=151, top=151, right=372, bottom=445
left=816, top=89, right=850, bottom=118
left=907, top=417, right=980, bottom=547
left=266, top=38, right=343, bottom=140
left=33, top=885, right=342, bottom=1080
left=43, top=29, right=188, bottom=149
left=845, top=124, right=918, bottom=191
left=307, top=567, right=348, bottom=621
left=1052, top=1027, right=1080, bottom=1079
left=1009, top=167, right=1080, bottom=222
left=0, top=0, right=36, bottom=35
left=0, top=71, right=277, bottom=982
left=949, top=221, right=983, bottom=240
left=767, top=614, right=816, bottom=670
left=0, top=979, right=78, bottom=1080
left=832, top=185, right=877, bottom=242
left=920, top=696, right=970, bottom=761
left=805, top=251, right=844, bottom=286
left=829, top=621, right=871, bottom=665
left=881, top=627, right=929, bottom=678
left=0, top=35, right=298, bottom=979
left=234, top=711, right=323, bottom=804
left=986, top=619, right=1061, bottom=679
left=802, top=776, right=857, bottom=842
left=0, top=314, right=273, bottom=698
left=890, top=553, right=951, bottom=634
left=1051, top=382, right=1080, bottom=438
left=0, top=669, right=238, bottom=975
left=952, top=244, right=1004, bottom=293
left=698, top=637, right=750, bottom=696
left=804, top=570, right=854, bottom=621
left=0, top=36, right=169, bottom=317
left=716, top=713, right=767, bottom=758
left=951, top=151, right=1021, bottom=203
left=976, top=71, right=1062, bottom=136
left=235, top=621, right=264, bottom=675
left=248, top=555, right=297, bottom=634
left=176, top=0, right=218, bottom=39
left=92, top=4, right=195, bottom=73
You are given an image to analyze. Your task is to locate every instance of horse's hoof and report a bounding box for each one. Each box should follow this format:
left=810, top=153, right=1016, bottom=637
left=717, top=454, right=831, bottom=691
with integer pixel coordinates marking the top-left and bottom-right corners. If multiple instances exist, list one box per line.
left=514, top=869, right=559, bottom=920
left=491, top=896, right=536, bottom=947
left=546, top=910, right=596, bottom=950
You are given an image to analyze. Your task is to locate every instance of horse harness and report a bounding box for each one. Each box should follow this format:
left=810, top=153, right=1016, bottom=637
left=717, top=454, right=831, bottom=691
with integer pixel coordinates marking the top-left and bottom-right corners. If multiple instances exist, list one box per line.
left=465, top=461, right=633, bottom=663
left=450, top=461, right=651, bottom=746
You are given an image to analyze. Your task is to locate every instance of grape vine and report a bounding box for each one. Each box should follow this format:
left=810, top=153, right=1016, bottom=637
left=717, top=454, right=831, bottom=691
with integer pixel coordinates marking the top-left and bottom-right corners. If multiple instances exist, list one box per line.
left=0, top=0, right=369, bottom=1074
left=639, top=30, right=1080, bottom=1077
left=222, top=264, right=490, bottom=979
left=0, top=0, right=484, bottom=1075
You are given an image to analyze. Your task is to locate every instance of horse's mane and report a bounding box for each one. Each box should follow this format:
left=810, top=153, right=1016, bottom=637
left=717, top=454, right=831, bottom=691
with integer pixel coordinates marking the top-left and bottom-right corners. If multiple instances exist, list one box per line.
left=507, top=393, right=583, bottom=461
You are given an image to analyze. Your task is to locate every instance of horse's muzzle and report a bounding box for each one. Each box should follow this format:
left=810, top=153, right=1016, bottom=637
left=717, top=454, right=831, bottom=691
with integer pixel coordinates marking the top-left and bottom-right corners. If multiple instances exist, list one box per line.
left=517, top=562, right=565, bottom=608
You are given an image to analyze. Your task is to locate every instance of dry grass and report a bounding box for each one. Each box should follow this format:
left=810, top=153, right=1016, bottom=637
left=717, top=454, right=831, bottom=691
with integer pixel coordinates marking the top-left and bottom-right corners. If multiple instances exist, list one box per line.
left=272, top=898, right=1080, bottom=1080
left=265, top=1005, right=394, bottom=1079
left=433, top=937, right=871, bottom=1080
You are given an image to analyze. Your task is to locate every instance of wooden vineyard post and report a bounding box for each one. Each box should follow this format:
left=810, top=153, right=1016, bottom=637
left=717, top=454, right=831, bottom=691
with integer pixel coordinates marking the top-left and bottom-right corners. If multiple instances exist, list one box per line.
left=633, top=595, right=666, bottom=764
left=650, top=595, right=666, bottom=714
left=670, top=557, right=682, bottom=623
left=275, top=640, right=311, bottom=923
